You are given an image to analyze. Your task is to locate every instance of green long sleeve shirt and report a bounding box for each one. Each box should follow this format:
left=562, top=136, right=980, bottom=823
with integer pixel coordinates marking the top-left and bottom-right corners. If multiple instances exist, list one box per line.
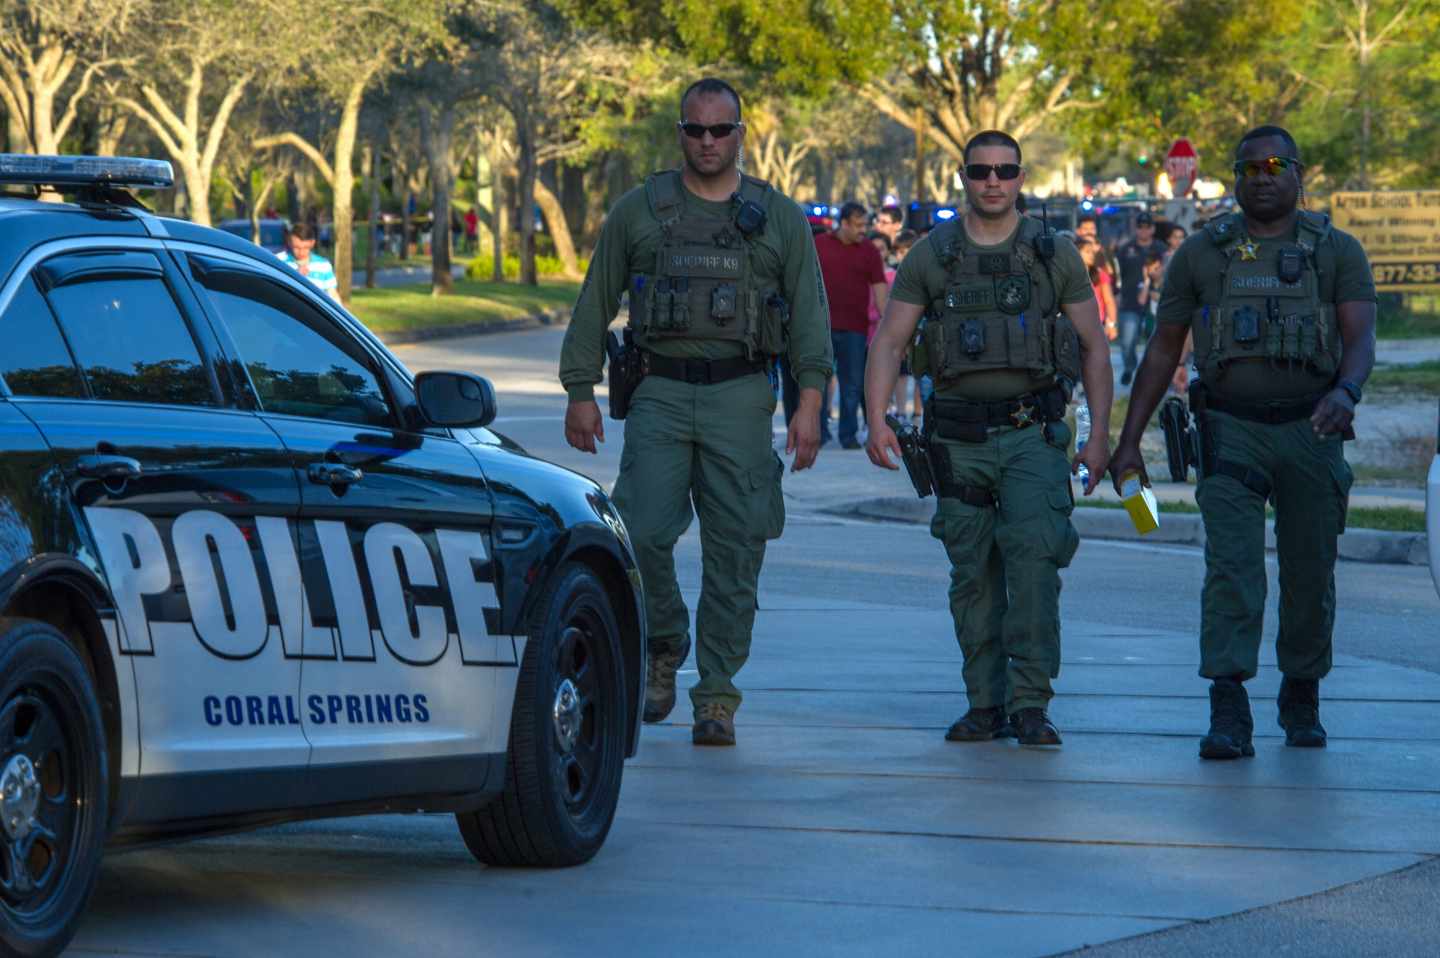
left=559, top=175, right=833, bottom=402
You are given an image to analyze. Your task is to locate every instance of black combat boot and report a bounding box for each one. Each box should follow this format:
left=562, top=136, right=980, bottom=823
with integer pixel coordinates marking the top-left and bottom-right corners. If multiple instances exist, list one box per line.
left=1199, top=677, right=1254, bottom=760
left=1277, top=676, right=1327, bottom=748
left=944, top=706, right=1014, bottom=742
left=1011, top=708, right=1062, bottom=746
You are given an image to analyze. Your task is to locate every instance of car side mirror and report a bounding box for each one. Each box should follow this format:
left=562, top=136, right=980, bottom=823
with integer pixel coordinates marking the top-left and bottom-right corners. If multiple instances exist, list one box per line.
left=414, top=371, right=497, bottom=428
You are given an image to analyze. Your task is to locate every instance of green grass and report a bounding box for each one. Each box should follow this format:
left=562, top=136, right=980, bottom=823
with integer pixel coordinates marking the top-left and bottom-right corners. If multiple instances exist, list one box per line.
left=1345, top=506, right=1427, bottom=533
left=1075, top=497, right=1426, bottom=532
left=348, top=278, right=580, bottom=335
left=1077, top=498, right=1202, bottom=515
left=1369, top=360, right=1440, bottom=392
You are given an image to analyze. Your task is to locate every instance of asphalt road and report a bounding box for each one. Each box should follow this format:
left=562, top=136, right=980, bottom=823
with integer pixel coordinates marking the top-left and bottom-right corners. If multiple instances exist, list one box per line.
left=67, top=324, right=1440, bottom=957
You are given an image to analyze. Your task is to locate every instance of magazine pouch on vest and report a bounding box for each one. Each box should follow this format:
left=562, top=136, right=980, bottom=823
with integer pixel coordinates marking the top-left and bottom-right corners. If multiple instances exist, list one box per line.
left=1192, top=211, right=1340, bottom=385
left=631, top=170, right=783, bottom=359
left=918, top=216, right=1080, bottom=389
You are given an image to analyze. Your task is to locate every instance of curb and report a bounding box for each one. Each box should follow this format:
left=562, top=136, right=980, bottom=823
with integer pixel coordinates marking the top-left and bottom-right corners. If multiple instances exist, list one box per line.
left=826, top=496, right=1429, bottom=566
left=377, top=307, right=569, bottom=346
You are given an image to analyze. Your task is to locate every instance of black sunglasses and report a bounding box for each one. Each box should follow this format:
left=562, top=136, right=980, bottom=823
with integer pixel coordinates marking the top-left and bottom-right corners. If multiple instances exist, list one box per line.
left=1233, top=155, right=1301, bottom=178
left=679, top=122, right=742, bottom=140
left=964, top=163, right=1023, bottom=181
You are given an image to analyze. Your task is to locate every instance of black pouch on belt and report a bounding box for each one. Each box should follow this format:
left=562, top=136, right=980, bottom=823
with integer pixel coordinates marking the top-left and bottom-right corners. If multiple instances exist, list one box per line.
left=928, top=397, right=989, bottom=443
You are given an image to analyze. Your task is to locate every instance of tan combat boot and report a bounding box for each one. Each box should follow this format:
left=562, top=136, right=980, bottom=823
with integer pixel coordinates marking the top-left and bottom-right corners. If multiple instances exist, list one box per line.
left=692, top=702, right=736, bottom=747
left=643, top=637, right=690, bottom=724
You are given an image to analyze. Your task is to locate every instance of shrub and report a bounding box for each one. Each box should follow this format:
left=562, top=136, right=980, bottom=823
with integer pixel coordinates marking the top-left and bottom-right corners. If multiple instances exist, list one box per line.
left=464, top=253, right=586, bottom=281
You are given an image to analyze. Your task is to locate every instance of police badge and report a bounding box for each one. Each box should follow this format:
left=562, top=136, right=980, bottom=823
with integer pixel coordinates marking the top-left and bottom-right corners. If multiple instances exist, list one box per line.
left=995, top=274, right=1031, bottom=314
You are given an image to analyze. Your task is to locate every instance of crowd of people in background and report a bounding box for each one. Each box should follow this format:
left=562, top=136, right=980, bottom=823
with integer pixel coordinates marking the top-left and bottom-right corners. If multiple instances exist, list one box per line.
left=794, top=196, right=1196, bottom=445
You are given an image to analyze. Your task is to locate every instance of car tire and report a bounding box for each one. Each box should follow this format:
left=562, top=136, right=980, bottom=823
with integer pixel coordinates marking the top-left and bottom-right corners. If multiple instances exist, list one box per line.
left=457, top=563, right=626, bottom=867
left=0, top=618, right=109, bottom=958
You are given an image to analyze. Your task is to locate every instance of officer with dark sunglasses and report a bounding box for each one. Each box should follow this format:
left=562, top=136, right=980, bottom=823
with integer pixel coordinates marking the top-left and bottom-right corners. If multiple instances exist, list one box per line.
left=559, top=77, right=833, bottom=747
left=1109, top=125, right=1377, bottom=761
left=866, top=130, right=1114, bottom=747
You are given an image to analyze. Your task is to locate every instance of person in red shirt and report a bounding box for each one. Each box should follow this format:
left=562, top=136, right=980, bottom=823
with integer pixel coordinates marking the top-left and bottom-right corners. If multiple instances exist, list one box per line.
left=815, top=202, right=888, bottom=447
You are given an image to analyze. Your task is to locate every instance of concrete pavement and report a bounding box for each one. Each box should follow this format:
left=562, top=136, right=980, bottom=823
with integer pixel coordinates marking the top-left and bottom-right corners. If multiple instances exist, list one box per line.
left=68, top=324, right=1440, bottom=957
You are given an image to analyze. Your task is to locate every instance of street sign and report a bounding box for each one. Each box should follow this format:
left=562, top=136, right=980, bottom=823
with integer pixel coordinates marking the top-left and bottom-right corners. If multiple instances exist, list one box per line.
left=1164, top=138, right=1199, bottom=198
left=1332, top=190, right=1440, bottom=293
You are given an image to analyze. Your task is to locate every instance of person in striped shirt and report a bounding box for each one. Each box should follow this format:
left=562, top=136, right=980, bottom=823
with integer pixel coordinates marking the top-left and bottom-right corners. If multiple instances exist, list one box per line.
left=276, top=222, right=340, bottom=302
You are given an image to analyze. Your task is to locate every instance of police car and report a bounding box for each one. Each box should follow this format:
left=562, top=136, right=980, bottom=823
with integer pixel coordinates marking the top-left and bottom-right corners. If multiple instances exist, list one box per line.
left=1428, top=398, right=1439, bottom=598
left=0, top=156, right=645, bottom=958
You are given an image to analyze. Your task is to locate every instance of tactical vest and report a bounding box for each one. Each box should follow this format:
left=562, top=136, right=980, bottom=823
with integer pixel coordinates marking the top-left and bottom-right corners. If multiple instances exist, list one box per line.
left=916, top=216, right=1081, bottom=389
left=1192, top=210, right=1341, bottom=385
left=629, top=170, right=786, bottom=358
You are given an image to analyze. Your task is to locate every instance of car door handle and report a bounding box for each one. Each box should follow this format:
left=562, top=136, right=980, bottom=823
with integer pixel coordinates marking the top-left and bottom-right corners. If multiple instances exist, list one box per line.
left=76, top=454, right=143, bottom=481
left=307, top=462, right=363, bottom=486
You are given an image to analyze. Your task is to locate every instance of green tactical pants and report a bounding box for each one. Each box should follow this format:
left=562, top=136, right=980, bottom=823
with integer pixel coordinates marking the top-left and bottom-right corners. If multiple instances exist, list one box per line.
left=1196, top=410, right=1354, bottom=682
left=929, top=420, right=1081, bottom=713
left=610, top=371, right=785, bottom=713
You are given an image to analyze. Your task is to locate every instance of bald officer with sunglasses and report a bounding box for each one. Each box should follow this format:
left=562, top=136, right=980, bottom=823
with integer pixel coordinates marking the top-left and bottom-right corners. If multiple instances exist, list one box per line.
left=559, top=77, right=832, bottom=747
left=866, top=129, right=1113, bottom=748
left=1109, top=125, right=1376, bottom=761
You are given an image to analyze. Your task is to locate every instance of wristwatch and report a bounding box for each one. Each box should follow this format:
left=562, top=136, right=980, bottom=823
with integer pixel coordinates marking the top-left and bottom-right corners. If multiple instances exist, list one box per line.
left=1338, top=379, right=1363, bottom=404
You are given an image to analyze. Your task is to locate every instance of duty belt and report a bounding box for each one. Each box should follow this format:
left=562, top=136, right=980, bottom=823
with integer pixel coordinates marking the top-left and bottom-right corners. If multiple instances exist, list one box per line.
left=928, top=384, right=1067, bottom=432
left=1205, top=391, right=1325, bottom=425
left=641, top=352, right=766, bottom=385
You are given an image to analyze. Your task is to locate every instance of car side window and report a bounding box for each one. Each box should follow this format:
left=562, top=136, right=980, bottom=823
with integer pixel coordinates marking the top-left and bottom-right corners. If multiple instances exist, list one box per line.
left=41, top=267, right=215, bottom=406
left=0, top=276, right=86, bottom=398
left=198, top=269, right=393, bottom=428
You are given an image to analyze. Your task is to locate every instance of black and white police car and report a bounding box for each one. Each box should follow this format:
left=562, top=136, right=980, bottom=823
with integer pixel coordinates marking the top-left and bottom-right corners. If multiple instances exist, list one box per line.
left=0, top=156, right=645, bottom=958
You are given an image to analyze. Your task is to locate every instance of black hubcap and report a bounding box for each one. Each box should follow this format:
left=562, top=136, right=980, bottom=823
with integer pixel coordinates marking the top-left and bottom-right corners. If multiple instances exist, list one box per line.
left=0, top=690, right=78, bottom=915
left=551, top=614, right=609, bottom=816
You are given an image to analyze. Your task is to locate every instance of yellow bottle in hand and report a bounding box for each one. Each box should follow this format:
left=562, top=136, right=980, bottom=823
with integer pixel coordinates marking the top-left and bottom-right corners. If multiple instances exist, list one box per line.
left=1121, top=471, right=1160, bottom=535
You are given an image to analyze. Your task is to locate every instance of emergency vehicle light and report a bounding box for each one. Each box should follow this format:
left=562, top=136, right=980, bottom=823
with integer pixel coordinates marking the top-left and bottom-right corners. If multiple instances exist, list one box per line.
left=933, top=207, right=957, bottom=221
left=0, top=154, right=174, bottom=190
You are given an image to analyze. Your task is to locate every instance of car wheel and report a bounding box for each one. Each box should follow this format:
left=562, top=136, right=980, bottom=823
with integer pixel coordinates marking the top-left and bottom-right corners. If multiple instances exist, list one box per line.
left=0, top=618, right=108, bottom=958
left=457, top=563, right=626, bottom=867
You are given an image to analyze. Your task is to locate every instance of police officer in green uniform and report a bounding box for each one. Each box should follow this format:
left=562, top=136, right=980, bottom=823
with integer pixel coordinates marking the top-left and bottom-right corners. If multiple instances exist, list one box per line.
left=866, top=130, right=1114, bottom=746
left=560, top=77, right=833, bottom=747
left=1109, top=125, right=1376, bottom=760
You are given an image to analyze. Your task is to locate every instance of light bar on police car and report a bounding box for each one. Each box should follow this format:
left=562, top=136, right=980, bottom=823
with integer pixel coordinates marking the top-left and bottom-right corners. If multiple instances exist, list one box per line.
left=0, top=154, right=174, bottom=189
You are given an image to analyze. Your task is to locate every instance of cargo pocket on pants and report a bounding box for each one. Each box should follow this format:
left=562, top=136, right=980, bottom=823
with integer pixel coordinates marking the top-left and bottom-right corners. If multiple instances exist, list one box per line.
left=750, top=451, right=786, bottom=540
left=1047, top=487, right=1081, bottom=569
left=1329, top=455, right=1355, bottom=534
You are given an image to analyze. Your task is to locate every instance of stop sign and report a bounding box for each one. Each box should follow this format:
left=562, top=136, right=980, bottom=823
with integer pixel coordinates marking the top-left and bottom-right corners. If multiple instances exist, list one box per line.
left=1165, top=138, right=1199, bottom=197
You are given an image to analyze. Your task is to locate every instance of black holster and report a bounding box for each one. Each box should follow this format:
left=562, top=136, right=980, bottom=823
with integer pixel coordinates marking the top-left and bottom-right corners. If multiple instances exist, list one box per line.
left=1190, top=382, right=1273, bottom=501
left=887, top=414, right=934, bottom=498
left=605, top=328, right=643, bottom=420
left=1160, top=393, right=1201, bottom=483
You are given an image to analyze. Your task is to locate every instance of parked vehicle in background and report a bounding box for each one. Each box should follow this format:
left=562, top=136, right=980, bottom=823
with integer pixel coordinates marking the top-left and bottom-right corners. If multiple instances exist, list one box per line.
left=216, top=217, right=289, bottom=254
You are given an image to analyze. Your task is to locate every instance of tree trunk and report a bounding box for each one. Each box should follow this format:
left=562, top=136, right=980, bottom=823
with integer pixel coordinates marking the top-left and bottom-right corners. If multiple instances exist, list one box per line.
left=330, top=73, right=369, bottom=305
left=489, top=122, right=507, bottom=283
left=515, top=106, right=537, bottom=286
left=365, top=144, right=380, bottom=288
left=181, top=162, right=211, bottom=226
left=560, top=162, right=586, bottom=241
left=420, top=102, right=456, bottom=296
left=286, top=171, right=300, bottom=225
left=474, top=129, right=495, bottom=258
left=533, top=176, right=580, bottom=278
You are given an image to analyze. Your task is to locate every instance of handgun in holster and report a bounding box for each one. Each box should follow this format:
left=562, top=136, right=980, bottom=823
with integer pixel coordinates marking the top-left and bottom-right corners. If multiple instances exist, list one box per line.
left=605, top=328, right=643, bottom=420
left=886, top=414, right=934, bottom=498
left=1160, top=390, right=1202, bottom=482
